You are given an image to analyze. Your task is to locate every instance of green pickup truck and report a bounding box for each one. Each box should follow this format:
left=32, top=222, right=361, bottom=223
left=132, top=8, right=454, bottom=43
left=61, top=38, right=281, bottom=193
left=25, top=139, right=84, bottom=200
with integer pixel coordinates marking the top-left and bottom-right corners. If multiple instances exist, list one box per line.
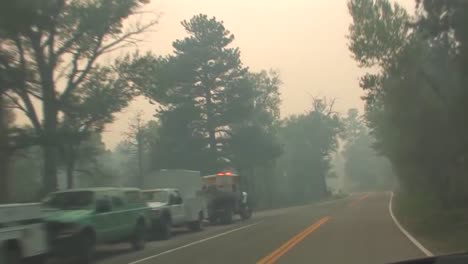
left=42, top=187, right=150, bottom=263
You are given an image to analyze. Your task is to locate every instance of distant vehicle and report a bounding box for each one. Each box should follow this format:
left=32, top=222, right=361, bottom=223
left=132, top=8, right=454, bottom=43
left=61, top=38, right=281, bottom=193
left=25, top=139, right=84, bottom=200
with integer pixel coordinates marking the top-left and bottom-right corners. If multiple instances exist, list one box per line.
left=0, top=203, right=48, bottom=264
left=202, top=171, right=252, bottom=224
left=42, top=187, right=150, bottom=264
left=142, top=169, right=206, bottom=240
left=143, top=188, right=205, bottom=240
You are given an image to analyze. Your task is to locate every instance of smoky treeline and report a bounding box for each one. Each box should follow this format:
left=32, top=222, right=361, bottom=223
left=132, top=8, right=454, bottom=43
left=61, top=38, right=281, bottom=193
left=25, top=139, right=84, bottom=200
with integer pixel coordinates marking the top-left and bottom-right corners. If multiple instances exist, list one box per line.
left=348, top=0, right=468, bottom=208
left=2, top=0, right=393, bottom=208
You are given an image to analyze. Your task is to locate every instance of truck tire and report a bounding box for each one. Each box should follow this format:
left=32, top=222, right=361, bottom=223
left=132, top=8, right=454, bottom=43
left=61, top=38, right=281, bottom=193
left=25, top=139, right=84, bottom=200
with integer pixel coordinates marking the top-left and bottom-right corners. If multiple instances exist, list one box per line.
left=5, top=241, right=21, bottom=264
left=207, top=206, right=218, bottom=225
left=131, top=220, right=146, bottom=251
left=188, top=212, right=204, bottom=231
left=220, top=207, right=233, bottom=225
left=76, top=231, right=95, bottom=264
left=25, top=254, right=47, bottom=264
left=158, top=217, right=172, bottom=240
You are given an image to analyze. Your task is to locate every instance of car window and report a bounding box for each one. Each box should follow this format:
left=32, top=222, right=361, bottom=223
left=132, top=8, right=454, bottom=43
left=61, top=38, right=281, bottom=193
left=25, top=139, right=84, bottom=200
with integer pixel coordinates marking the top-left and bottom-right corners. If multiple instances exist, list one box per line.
left=174, top=191, right=183, bottom=203
left=112, top=196, right=125, bottom=208
left=43, top=191, right=94, bottom=210
left=96, top=197, right=112, bottom=213
left=169, top=191, right=182, bottom=204
left=125, top=191, right=143, bottom=204
left=143, top=191, right=169, bottom=203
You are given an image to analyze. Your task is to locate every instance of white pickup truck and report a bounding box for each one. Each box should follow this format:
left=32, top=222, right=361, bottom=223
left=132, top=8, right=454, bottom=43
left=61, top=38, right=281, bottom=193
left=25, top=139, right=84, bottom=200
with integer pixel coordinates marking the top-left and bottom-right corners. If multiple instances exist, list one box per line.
left=143, top=188, right=205, bottom=240
left=142, top=169, right=206, bottom=240
left=0, top=203, right=48, bottom=264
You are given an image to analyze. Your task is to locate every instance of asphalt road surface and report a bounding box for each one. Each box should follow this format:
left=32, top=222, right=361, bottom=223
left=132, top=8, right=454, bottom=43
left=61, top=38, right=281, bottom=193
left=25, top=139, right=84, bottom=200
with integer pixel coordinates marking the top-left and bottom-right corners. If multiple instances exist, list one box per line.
left=94, top=192, right=425, bottom=264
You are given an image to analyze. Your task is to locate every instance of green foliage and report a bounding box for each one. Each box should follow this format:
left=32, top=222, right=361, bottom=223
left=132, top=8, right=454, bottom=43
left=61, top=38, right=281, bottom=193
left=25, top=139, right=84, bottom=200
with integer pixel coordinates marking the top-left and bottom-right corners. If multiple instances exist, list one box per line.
left=138, top=14, right=272, bottom=174
left=0, top=0, right=156, bottom=193
left=276, top=98, right=343, bottom=203
left=341, top=108, right=394, bottom=191
left=348, top=0, right=468, bottom=207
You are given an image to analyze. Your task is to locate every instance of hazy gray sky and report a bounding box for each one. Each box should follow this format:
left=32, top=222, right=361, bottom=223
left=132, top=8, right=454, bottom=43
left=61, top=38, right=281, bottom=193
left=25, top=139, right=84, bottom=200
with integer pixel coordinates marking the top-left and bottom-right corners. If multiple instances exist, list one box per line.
left=103, top=0, right=415, bottom=149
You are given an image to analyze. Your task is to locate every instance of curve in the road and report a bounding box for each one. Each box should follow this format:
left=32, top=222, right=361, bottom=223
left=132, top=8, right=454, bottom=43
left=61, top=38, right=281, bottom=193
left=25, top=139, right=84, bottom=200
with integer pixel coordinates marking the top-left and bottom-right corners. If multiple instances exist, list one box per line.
left=388, top=192, right=433, bottom=257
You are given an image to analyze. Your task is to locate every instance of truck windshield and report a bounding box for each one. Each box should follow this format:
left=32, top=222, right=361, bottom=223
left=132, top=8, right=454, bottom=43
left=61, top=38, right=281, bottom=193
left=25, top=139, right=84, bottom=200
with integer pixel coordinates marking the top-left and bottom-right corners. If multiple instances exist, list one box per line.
left=43, top=191, right=94, bottom=210
left=143, top=191, right=168, bottom=203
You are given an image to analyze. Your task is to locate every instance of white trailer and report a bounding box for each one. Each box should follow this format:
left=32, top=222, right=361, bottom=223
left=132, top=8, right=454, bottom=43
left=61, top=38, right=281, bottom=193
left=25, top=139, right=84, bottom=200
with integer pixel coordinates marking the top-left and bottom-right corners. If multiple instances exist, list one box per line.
left=0, top=203, right=48, bottom=264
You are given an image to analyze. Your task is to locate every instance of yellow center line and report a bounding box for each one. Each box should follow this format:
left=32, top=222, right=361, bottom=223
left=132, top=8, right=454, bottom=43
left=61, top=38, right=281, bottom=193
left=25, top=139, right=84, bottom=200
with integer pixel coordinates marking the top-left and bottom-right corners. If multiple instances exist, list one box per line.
left=257, top=216, right=331, bottom=264
left=349, top=193, right=370, bottom=207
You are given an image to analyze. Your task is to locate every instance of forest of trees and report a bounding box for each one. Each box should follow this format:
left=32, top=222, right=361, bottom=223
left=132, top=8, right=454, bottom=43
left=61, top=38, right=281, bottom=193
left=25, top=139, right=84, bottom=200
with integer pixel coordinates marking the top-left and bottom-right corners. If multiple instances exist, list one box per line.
left=8, top=0, right=457, bottom=211
left=348, top=0, right=468, bottom=208
left=0, top=1, right=361, bottom=209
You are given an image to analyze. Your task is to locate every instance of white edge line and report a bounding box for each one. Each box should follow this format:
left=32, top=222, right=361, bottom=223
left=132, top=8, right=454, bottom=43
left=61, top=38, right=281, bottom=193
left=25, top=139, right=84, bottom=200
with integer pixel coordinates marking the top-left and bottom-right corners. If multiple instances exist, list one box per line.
left=128, top=221, right=263, bottom=264
left=389, top=191, right=434, bottom=257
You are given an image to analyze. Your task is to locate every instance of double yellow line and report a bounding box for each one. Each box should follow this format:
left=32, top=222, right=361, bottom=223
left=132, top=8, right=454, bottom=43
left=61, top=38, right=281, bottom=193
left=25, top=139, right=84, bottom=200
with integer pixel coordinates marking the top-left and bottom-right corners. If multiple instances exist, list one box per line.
left=257, top=216, right=331, bottom=264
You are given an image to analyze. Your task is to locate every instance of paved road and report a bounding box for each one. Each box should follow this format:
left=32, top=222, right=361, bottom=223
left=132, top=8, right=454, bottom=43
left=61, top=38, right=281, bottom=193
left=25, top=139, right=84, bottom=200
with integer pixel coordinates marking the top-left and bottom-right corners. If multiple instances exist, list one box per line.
left=96, top=192, right=425, bottom=264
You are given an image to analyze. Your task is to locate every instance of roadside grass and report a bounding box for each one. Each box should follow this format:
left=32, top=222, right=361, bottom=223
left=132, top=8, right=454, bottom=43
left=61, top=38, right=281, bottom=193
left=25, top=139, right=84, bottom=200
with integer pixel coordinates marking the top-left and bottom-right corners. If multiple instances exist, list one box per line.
left=393, top=192, right=468, bottom=254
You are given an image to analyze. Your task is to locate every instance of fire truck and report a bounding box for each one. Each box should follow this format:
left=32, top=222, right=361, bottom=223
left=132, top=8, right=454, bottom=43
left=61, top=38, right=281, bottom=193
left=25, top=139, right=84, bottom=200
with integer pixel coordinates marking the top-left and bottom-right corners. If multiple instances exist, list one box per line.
left=201, top=171, right=252, bottom=224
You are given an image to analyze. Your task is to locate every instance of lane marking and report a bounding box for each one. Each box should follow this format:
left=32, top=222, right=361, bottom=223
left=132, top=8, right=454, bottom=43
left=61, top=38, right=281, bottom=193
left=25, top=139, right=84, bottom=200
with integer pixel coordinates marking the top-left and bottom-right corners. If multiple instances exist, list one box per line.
left=128, top=221, right=263, bottom=264
left=349, top=193, right=370, bottom=207
left=388, top=192, right=433, bottom=257
left=257, top=216, right=331, bottom=264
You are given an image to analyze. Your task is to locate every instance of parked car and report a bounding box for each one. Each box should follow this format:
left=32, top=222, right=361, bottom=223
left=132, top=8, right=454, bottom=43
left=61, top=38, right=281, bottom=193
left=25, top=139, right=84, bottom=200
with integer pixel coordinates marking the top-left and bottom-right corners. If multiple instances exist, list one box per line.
left=42, top=187, right=150, bottom=264
left=143, top=188, right=205, bottom=240
left=0, top=203, right=48, bottom=264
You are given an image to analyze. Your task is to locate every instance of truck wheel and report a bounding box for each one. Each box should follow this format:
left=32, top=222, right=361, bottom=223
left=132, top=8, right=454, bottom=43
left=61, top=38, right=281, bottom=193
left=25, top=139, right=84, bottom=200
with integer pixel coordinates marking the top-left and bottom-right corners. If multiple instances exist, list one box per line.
left=5, top=242, right=21, bottom=264
left=131, top=221, right=146, bottom=251
left=25, top=254, right=47, bottom=264
left=208, top=215, right=218, bottom=225
left=220, top=207, right=233, bottom=225
left=76, top=231, right=95, bottom=264
left=158, top=218, right=172, bottom=240
left=188, top=212, right=204, bottom=231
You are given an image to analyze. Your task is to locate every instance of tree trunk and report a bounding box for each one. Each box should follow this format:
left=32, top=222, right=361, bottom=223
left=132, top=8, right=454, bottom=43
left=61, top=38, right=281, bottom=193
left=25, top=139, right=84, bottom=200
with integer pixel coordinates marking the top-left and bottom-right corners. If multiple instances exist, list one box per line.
left=137, top=131, right=143, bottom=188
left=31, top=34, right=58, bottom=195
left=0, top=97, right=9, bottom=203
left=66, top=145, right=76, bottom=189
left=42, top=144, right=58, bottom=193
left=42, top=85, right=58, bottom=194
left=204, top=86, right=218, bottom=170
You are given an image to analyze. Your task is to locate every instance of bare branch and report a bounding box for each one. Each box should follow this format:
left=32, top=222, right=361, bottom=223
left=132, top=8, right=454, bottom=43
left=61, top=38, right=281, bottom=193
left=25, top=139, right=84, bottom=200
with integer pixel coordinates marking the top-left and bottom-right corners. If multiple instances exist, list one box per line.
left=13, top=37, right=42, bottom=133
left=25, top=89, right=43, bottom=100
left=62, top=51, right=81, bottom=100
left=60, top=35, right=104, bottom=103
left=4, top=93, right=28, bottom=114
left=326, top=98, right=337, bottom=117
left=98, top=20, right=158, bottom=53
